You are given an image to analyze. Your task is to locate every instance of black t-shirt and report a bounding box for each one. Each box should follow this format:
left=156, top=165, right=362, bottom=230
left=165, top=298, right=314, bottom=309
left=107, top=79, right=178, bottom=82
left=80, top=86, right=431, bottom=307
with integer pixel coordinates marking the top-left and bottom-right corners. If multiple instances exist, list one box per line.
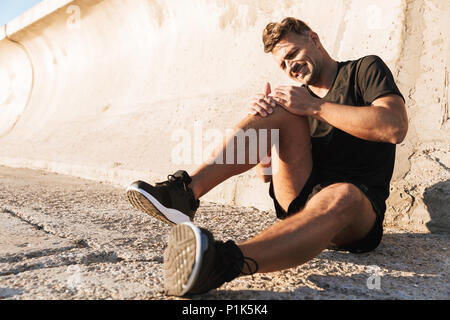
left=307, top=55, right=405, bottom=202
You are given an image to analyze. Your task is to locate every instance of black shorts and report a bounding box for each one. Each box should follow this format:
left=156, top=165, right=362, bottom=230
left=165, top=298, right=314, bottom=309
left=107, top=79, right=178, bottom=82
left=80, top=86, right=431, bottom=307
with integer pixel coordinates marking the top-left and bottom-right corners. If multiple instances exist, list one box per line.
left=268, top=167, right=385, bottom=254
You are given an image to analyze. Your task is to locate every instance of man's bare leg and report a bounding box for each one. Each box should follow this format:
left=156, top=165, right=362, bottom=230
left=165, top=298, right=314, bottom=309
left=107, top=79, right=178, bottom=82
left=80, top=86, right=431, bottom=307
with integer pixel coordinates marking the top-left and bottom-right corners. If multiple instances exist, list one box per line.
left=238, top=182, right=377, bottom=273
left=189, top=106, right=312, bottom=212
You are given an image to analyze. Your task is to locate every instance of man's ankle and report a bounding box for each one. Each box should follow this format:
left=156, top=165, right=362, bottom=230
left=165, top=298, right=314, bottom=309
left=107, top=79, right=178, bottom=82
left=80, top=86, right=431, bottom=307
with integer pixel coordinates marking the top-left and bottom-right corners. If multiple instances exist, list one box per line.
left=187, top=175, right=202, bottom=201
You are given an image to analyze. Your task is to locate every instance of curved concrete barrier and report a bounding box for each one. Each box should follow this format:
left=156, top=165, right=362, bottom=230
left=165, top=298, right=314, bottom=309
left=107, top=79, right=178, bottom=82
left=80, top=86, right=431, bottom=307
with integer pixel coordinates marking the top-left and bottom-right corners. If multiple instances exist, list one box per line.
left=0, top=0, right=449, bottom=232
left=0, top=34, right=33, bottom=137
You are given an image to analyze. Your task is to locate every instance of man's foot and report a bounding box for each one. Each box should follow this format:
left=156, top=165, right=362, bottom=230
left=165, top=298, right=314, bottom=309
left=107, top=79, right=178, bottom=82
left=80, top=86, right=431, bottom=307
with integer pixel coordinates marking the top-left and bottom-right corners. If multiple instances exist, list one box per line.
left=164, top=222, right=258, bottom=296
left=126, top=170, right=199, bottom=225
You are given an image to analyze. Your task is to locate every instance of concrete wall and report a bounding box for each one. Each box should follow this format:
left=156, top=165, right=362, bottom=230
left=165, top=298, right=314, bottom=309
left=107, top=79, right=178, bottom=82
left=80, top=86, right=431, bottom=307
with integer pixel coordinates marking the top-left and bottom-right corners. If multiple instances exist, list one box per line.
left=0, top=0, right=448, bottom=233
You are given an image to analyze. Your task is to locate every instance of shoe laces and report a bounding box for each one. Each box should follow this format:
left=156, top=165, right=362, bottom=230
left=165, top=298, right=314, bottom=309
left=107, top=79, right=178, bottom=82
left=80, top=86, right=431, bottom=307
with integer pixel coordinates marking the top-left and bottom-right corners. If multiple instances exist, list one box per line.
left=218, top=241, right=259, bottom=281
left=157, top=174, right=188, bottom=191
left=240, top=257, right=259, bottom=280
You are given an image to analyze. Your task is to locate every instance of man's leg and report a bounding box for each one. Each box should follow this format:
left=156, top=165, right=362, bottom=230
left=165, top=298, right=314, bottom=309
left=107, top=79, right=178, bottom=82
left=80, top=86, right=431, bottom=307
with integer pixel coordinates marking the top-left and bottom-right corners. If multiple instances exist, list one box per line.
left=127, top=105, right=311, bottom=225
left=189, top=106, right=313, bottom=212
left=163, top=181, right=378, bottom=296
left=238, top=182, right=377, bottom=273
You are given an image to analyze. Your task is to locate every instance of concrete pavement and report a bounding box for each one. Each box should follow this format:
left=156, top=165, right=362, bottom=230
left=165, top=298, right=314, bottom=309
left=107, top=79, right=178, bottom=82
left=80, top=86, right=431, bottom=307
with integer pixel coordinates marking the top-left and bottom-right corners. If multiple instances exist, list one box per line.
left=0, top=165, right=448, bottom=300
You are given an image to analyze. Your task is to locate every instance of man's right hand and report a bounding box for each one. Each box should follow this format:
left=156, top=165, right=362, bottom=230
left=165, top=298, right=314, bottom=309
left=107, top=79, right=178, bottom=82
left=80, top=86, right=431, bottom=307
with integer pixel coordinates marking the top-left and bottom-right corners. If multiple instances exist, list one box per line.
left=248, top=82, right=277, bottom=117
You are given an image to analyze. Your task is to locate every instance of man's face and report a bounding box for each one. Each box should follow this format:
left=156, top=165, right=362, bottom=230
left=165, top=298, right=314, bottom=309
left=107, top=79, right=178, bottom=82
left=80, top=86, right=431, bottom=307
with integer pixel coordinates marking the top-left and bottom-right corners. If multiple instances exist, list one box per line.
left=271, top=31, right=321, bottom=85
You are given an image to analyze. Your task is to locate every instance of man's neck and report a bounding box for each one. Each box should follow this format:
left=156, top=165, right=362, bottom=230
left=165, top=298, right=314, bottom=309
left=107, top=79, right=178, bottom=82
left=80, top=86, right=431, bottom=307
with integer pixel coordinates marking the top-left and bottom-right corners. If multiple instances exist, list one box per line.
left=308, top=58, right=338, bottom=99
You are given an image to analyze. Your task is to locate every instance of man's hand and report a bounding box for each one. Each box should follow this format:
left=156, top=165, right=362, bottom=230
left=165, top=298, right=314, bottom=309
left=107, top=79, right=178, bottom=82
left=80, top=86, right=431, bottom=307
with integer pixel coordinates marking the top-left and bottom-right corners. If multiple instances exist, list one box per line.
left=273, top=85, right=321, bottom=117
left=248, top=82, right=277, bottom=117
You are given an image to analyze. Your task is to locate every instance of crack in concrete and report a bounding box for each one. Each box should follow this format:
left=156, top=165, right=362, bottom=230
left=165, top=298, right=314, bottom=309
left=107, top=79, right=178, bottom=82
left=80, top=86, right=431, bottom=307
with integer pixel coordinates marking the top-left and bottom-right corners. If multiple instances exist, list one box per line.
left=331, top=0, right=351, bottom=58
left=394, top=0, right=426, bottom=181
left=2, top=206, right=91, bottom=248
left=423, top=152, right=450, bottom=172
left=442, top=65, right=449, bottom=126
left=0, top=250, right=124, bottom=277
left=403, top=188, right=416, bottom=214
left=0, top=245, right=83, bottom=264
left=399, top=149, right=417, bottom=180
left=2, top=207, right=58, bottom=236
left=119, top=256, right=163, bottom=264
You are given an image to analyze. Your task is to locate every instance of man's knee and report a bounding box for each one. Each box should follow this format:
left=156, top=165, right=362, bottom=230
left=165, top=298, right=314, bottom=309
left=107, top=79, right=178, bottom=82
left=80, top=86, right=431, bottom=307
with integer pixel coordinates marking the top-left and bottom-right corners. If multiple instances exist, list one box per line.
left=308, top=182, right=364, bottom=220
left=329, top=183, right=363, bottom=203
left=328, top=183, right=364, bottom=210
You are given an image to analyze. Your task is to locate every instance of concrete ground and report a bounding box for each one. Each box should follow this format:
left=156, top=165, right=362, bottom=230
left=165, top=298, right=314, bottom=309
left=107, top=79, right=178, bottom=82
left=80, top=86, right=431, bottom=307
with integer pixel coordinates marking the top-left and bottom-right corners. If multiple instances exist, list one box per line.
left=0, top=165, right=448, bottom=300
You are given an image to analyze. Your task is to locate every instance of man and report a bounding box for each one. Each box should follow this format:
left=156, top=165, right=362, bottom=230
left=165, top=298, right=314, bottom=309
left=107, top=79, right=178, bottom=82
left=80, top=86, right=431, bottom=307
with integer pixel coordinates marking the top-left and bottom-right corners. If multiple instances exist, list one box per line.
left=126, top=17, right=408, bottom=296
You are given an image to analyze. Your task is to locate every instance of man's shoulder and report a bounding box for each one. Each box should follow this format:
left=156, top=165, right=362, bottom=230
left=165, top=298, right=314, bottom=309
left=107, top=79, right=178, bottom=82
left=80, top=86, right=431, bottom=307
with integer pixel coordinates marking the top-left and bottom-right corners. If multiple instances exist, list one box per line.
left=338, top=55, right=390, bottom=84
left=358, top=55, right=385, bottom=68
left=340, top=55, right=384, bottom=69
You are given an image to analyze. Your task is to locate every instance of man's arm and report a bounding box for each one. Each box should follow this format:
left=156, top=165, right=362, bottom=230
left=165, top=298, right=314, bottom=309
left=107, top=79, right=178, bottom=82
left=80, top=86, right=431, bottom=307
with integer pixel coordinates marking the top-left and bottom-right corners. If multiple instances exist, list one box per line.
left=273, top=86, right=408, bottom=144
left=311, top=93, right=408, bottom=144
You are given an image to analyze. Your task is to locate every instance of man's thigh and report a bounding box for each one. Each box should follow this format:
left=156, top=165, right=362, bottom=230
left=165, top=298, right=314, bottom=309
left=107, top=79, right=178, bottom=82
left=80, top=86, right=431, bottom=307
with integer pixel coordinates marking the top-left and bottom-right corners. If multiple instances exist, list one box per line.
left=308, top=182, right=380, bottom=252
left=269, top=163, right=384, bottom=253
left=329, top=188, right=376, bottom=246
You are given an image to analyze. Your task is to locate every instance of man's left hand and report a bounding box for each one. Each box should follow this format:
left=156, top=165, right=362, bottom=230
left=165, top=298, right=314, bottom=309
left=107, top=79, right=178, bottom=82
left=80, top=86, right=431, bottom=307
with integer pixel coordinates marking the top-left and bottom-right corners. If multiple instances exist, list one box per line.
left=273, top=85, right=321, bottom=116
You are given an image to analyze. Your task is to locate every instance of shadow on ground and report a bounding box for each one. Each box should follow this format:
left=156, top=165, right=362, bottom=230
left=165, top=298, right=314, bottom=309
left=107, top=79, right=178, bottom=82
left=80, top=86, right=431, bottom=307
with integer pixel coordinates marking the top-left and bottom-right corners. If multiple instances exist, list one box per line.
left=0, top=287, right=23, bottom=299
left=424, top=179, right=450, bottom=235
left=183, top=232, right=449, bottom=300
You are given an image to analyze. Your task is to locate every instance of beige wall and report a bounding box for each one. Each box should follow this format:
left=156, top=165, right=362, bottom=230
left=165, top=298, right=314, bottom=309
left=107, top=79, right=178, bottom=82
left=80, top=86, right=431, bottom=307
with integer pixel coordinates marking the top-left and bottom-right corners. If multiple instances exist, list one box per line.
left=0, top=0, right=448, bottom=233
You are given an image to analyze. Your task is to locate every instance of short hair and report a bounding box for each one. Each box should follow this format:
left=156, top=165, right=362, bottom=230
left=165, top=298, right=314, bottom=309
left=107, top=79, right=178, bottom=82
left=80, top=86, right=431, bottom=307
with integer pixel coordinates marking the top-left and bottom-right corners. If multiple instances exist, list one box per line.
left=262, top=17, right=312, bottom=53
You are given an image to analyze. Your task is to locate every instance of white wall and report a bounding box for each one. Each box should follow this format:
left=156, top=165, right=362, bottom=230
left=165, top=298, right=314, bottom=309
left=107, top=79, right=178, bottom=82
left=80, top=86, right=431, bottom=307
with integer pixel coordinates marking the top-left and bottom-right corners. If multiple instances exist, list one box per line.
left=0, top=0, right=448, bottom=232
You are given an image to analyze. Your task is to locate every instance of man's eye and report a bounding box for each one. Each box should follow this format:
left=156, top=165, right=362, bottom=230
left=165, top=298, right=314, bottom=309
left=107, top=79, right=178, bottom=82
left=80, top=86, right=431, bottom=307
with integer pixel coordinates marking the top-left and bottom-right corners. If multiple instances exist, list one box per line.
left=286, top=50, right=298, bottom=60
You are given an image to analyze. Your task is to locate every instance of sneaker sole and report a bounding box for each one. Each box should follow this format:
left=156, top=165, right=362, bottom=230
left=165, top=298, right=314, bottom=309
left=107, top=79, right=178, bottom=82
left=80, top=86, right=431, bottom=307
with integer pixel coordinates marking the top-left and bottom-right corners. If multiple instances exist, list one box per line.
left=126, top=186, right=191, bottom=226
left=164, top=223, right=203, bottom=296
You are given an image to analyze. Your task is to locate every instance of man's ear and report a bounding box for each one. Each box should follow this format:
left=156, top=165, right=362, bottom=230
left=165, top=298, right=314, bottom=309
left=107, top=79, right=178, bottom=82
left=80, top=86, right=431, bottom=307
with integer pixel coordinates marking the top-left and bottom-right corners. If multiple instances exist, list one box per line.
left=309, top=31, right=320, bottom=48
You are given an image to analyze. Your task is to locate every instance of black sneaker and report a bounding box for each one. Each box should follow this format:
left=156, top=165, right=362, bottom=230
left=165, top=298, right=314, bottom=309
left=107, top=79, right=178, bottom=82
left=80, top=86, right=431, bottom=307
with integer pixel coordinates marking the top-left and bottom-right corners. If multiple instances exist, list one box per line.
left=164, top=222, right=258, bottom=296
left=126, top=170, right=199, bottom=225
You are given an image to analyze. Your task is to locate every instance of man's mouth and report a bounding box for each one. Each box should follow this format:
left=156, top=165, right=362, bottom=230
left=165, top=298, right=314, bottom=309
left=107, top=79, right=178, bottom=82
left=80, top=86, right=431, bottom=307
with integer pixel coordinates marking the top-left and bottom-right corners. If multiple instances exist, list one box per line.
left=292, top=62, right=308, bottom=78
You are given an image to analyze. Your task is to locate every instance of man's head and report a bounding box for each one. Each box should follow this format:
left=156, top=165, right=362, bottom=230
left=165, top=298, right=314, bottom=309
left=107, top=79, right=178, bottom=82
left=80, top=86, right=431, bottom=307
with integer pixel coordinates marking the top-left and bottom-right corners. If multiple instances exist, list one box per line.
left=262, top=17, right=327, bottom=86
